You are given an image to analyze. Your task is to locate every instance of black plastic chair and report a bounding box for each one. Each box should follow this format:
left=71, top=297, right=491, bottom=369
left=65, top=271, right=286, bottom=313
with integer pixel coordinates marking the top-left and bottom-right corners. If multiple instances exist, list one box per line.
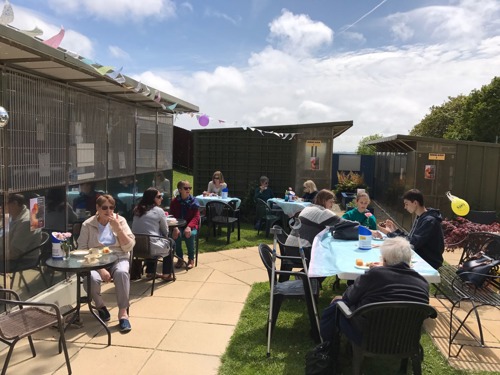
left=256, top=199, right=281, bottom=237
left=7, top=232, right=50, bottom=292
left=205, top=201, right=240, bottom=244
left=336, top=300, right=437, bottom=375
left=132, top=233, right=176, bottom=296
left=458, top=232, right=500, bottom=264
left=0, top=289, right=72, bottom=375
left=258, top=244, right=320, bottom=344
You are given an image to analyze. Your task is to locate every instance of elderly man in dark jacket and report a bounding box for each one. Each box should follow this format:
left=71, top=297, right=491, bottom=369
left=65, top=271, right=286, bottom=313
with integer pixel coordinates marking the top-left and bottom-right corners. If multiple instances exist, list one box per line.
left=320, top=237, right=429, bottom=344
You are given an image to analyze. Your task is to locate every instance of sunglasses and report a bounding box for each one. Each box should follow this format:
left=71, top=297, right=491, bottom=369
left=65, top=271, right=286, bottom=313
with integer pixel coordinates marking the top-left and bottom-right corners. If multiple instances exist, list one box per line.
left=183, top=187, right=192, bottom=191
left=213, top=177, right=220, bottom=180
left=100, top=205, right=115, bottom=210
left=156, top=195, right=163, bottom=199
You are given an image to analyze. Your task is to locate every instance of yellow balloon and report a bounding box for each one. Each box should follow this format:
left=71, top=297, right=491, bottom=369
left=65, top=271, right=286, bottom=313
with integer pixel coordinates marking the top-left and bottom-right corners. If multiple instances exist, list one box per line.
left=451, top=198, right=470, bottom=216
left=445, top=191, right=470, bottom=216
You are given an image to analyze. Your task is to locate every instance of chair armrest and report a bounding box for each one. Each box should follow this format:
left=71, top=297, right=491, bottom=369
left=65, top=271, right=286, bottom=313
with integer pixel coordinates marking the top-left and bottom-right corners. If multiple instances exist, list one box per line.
left=0, top=288, right=21, bottom=301
left=0, top=297, right=64, bottom=318
left=275, top=253, right=303, bottom=262
left=275, top=269, right=308, bottom=278
left=336, top=300, right=354, bottom=318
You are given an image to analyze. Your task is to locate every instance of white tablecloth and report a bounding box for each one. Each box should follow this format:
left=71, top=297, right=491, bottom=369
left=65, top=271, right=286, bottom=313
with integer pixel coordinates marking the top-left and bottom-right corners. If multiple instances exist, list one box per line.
left=267, top=198, right=311, bottom=217
left=308, top=229, right=441, bottom=283
left=195, top=195, right=241, bottom=208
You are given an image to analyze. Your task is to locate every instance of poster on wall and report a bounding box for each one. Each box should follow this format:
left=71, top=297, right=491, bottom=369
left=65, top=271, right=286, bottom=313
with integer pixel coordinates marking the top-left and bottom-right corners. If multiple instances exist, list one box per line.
left=306, top=140, right=322, bottom=170
left=424, top=165, right=436, bottom=180
left=30, top=196, right=45, bottom=231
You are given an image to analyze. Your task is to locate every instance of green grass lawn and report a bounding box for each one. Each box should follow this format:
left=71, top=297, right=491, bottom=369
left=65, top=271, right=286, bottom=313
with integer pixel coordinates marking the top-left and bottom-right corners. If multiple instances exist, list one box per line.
left=171, top=169, right=495, bottom=375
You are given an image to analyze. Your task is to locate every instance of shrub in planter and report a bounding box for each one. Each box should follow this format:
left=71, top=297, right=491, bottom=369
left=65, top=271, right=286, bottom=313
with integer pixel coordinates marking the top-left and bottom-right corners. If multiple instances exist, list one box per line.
left=333, top=171, right=368, bottom=201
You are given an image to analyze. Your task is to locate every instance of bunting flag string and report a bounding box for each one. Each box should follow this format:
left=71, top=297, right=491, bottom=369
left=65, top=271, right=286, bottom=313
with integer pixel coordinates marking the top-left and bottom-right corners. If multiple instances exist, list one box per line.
left=43, top=26, right=65, bottom=48
left=0, top=0, right=14, bottom=25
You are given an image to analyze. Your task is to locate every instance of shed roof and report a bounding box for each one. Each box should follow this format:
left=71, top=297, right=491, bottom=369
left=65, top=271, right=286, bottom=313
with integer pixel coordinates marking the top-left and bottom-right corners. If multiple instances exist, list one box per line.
left=0, top=24, right=198, bottom=113
left=367, top=134, right=500, bottom=152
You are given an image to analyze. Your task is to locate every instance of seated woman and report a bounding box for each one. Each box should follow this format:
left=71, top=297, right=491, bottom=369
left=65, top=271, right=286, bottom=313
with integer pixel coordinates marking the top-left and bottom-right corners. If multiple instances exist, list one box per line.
left=170, top=180, right=200, bottom=269
left=254, top=175, right=274, bottom=202
left=285, top=189, right=341, bottom=248
left=342, top=192, right=377, bottom=230
left=302, top=180, right=318, bottom=202
left=205, top=170, right=227, bottom=196
left=132, top=188, right=174, bottom=282
left=78, top=195, right=135, bottom=332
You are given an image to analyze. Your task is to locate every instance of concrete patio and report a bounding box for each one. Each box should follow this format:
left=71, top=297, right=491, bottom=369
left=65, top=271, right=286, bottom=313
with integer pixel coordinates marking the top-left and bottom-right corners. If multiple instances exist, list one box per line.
left=2, top=245, right=500, bottom=374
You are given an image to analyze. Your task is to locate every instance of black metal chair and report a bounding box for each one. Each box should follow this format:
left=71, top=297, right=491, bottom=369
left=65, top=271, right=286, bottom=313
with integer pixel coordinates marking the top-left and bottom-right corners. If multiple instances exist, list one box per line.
left=336, top=301, right=437, bottom=375
left=7, top=232, right=50, bottom=292
left=132, top=233, right=176, bottom=296
left=0, top=289, right=72, bottom=375
left=256, top=199, right=281, bottom=237
left=258, top=244, right=320, bottom=344
left=458, top=232, right=500, bottom=264
left=205, top=201, right=240, bottom=244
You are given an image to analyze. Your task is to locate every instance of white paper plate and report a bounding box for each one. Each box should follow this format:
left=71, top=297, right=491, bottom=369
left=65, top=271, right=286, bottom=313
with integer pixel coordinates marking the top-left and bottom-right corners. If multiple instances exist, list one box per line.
left=71, top=250, right=89, bottom=256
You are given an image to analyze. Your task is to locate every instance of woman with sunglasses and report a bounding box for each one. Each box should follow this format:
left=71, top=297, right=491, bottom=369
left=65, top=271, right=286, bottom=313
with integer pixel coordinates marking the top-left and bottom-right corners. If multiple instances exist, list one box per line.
left=205, top=170, right=227, bottom=196
left=132, top=188, right=174, bottom=282
left=78, top=194, right=135, bottom=332
left=170, top=181, right=200, bottom=269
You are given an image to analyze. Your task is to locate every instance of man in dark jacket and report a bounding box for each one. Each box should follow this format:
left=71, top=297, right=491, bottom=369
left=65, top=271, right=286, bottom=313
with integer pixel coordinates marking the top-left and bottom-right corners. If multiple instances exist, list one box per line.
left=380, top=189, right=444, bottom=269
left=320, top=237, right=429, bottom=343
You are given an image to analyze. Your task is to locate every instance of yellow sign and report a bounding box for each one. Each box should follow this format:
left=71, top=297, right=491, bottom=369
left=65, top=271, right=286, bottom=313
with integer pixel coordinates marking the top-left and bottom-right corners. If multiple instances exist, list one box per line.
left=306, top=140, right=322, bottom=147
left=428, top=153, right=445, bottom=160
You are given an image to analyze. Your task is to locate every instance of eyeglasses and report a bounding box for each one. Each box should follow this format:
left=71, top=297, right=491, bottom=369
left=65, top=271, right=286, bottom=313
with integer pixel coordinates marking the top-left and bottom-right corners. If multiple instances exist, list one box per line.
left=156, top=195, right=163, bottom=199
left=183, top=187, right=192, bottom=191
left=100, top=205, right=115, bottom=210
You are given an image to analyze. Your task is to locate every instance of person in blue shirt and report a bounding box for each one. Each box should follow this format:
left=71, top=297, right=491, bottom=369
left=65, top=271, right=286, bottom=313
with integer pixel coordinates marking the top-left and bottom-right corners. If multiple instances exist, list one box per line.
left=342, top=192, right=377, bottom=230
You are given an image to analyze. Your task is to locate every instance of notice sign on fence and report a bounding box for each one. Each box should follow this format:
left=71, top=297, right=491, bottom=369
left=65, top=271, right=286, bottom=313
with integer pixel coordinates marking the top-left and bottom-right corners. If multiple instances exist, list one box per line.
left=428, top=153, right=445, bottom=160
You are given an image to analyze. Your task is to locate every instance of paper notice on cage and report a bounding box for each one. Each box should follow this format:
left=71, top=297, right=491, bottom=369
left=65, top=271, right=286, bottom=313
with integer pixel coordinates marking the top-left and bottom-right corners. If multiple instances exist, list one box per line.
left=76, top=143, right=95, bottom=167
left=118, top=152, right=126, bottom=169
left=38, top=153, right=51, bottom=177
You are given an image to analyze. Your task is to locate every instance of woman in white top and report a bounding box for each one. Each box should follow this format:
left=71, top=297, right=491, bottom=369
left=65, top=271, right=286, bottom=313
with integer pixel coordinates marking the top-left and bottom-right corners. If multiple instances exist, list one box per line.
left=205, top=171, right=227, bottom=196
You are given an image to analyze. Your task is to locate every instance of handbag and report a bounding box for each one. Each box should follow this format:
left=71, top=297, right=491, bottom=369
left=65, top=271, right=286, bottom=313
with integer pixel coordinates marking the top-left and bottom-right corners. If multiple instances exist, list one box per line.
left=305, top=340, right=335, bottom=375
left=329, top=220, right=359, bottom=240
left=456, top=253, right=500, bottom=287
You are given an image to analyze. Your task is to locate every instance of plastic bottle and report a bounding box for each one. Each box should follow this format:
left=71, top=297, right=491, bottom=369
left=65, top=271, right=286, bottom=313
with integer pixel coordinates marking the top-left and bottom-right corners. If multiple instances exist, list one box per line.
left=221, top=187, right=228, bottom=199
left=51, top=233, right=64, bottom=259
left=358, top=226, right=372, bottom=250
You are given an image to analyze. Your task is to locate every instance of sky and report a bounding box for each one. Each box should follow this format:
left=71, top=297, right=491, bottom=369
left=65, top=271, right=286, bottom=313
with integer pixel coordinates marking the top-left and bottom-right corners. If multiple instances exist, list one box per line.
left=5, top=0, right=500, bottom=151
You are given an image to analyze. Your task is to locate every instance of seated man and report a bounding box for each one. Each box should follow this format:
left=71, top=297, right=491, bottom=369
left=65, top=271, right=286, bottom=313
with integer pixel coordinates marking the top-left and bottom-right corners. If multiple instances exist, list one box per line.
left=320, top=237, right=429, bottom=346
left=379, top=188, right=444, bottom=269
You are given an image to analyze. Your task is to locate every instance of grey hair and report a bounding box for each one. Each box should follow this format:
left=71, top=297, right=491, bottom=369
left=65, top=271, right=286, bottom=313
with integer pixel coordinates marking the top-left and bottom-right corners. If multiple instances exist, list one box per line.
left=380, top=237, right=412, bottom=266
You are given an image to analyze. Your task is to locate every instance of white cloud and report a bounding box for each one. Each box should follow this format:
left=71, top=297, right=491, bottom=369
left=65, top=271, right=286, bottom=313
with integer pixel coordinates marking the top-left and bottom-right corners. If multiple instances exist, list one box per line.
left=171, top=4, right=500, bottom=152
left=180, top=2, right=193, bottom=12
left=267, top=9, right=333, bottom=57
left=108, top=45, right=130, bottom=60
left=47, top=0, right=176, bottom=22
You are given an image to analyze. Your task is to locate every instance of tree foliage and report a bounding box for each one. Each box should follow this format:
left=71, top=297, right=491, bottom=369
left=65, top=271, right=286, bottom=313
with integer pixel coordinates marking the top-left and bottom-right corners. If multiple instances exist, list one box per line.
left=356, top=134, right=383, bottom=155
left=410, top=76, right=500, bottom=143
left=410, top=95, right=467, bottom=138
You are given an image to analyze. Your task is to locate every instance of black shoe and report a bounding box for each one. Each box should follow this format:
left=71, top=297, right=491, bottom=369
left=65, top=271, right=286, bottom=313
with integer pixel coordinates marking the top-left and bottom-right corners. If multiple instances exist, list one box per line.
left=119, top=318, right=132, bottom=332
left=97, top=306, right=110, bottom=322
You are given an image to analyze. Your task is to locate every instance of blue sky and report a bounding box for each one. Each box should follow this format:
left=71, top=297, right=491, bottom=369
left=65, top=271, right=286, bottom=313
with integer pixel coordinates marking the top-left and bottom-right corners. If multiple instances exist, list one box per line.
left=6, top=0, right=500, bottom=151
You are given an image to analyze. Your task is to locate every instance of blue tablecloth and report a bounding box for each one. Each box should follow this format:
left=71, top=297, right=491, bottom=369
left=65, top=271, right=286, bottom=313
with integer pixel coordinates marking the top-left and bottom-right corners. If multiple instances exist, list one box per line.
left=195, top=195, right=241, bottom=208
left=267, top=198, right=311, bottom=217
left=308, top=229, right=441, bottom=283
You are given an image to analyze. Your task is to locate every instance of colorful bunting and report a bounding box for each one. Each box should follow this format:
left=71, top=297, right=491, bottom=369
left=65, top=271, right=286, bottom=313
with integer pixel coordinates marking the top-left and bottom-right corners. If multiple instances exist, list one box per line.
left=43, top=26, right=65, bottom=48
left=95, top=66, right=114, bottom=75
left=167, top=103, right=177, bottom=111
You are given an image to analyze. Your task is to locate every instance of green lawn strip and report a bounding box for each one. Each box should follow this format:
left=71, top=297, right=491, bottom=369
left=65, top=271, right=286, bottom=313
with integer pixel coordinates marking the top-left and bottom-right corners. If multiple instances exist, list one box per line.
left=219, top=280, right=488, bottom=375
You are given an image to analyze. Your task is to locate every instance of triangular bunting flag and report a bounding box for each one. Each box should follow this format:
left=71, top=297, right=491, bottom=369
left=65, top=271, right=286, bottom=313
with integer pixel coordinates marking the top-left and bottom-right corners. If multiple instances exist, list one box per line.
left=95, top=66, right=114, bottom=75
left=22, top=26, right=43, bottom=37
left=167, top=103, right=177, bottom=111
left=43, top=26, right=65, bottom=48
left=0, top=0, right=14, bottom=25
